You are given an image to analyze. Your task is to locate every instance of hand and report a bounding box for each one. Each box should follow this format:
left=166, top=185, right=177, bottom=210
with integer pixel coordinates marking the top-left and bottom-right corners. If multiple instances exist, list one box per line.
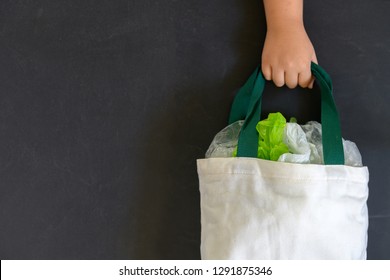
left=261, top=23, right=317, bottom=89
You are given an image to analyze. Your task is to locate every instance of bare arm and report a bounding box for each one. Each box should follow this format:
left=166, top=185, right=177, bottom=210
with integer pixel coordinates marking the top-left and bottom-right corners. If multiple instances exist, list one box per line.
left=262, top=0, right=317, bottom=88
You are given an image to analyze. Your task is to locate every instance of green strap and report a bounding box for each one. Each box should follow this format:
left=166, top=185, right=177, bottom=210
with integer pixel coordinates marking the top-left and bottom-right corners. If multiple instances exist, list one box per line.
left=229, top=62, right=345, bottom=165
left=228, top=67, right=260, bottom=125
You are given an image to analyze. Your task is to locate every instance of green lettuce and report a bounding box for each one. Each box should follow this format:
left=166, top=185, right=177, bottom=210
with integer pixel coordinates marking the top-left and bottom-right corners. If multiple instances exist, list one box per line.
left=256, top=112, right=289, bottom=161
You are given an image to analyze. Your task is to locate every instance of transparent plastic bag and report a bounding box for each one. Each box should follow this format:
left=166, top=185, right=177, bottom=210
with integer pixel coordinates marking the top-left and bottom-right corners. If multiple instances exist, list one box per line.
left=301, top=121, right=324, bottom=164
left=206, top=119, right=363, bottom=167
left=205, top=120, right=244, bottom=158
left=278, top=123, right=312, bottom=164
left=301, top=121, right=363, bottom=167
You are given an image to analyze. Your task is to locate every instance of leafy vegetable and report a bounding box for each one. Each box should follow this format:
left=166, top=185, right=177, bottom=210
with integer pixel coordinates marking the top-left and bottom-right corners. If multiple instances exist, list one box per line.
left=256, top=112, right=289, bottom=161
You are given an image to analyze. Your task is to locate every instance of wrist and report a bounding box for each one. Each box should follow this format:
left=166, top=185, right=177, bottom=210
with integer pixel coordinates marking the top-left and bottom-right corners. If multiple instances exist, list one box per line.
left=263, top=0, right=304, bottom=32
left=266, top=17, right=304, bottom=33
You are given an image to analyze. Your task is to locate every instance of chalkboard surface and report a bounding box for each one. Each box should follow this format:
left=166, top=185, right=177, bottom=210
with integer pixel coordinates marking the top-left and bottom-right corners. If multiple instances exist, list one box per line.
left=0, top=0, right=389, bottom=259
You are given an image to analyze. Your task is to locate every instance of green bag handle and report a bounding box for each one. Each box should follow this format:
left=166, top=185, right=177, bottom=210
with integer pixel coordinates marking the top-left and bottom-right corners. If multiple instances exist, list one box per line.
left=229, top=62, right=345, bottom=165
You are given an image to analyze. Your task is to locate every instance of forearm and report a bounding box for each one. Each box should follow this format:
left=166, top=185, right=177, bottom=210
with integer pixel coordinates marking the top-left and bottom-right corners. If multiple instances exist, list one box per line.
left=263, top=0, right=304, bottom=31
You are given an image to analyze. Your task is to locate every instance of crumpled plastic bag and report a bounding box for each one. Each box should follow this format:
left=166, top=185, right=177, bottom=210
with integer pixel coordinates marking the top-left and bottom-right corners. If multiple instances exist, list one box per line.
left=301, top=121, right=323, bottom=164
left=205, top=120, right=244, bottom=158
left=278, top=122, right=312, bottom=164
left=300, top=121, right=363, bottom=167
left=205, top=117, right=363, bottom=167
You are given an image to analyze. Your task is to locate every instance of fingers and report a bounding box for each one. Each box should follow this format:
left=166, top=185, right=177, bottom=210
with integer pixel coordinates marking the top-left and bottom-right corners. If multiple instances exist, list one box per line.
left=285, top=70, right=299, bottom=89
left=298, top=68, right=312, bottom=88
left=262, top=64, right=285, bottom=87
left=262, top=64, right=272, bottom=81
left=264, top=66, right=301, bottom=89
left=307, top=76, right=315, bottom=89
left=272, top=68, right=285, bottom=87
left=308, top=53, right=318, bottom=89
left=262, top=60, right=318, bottom=89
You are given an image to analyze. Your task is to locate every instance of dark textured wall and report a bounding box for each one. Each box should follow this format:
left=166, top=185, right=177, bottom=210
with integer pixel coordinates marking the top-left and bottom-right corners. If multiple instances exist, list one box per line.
left=0, top=0, right=389, bottom=259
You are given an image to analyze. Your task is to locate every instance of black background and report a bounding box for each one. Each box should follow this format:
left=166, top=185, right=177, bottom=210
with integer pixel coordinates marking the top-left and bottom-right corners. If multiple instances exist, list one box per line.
left=0, top=0, right=389, bottom=259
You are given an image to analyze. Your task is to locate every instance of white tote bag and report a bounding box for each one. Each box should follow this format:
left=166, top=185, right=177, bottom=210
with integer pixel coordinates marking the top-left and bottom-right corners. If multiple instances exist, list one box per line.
left=197, top=63, right=369, bottom=260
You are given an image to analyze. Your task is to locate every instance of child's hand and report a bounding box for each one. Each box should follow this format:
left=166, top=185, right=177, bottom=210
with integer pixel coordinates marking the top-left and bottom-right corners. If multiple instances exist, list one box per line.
left=261, top=23, right=317, bottom=89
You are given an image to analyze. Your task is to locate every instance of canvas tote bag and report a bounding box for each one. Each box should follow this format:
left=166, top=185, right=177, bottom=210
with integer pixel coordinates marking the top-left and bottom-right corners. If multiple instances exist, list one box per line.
left=197, top=63, right=369, bottom=260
